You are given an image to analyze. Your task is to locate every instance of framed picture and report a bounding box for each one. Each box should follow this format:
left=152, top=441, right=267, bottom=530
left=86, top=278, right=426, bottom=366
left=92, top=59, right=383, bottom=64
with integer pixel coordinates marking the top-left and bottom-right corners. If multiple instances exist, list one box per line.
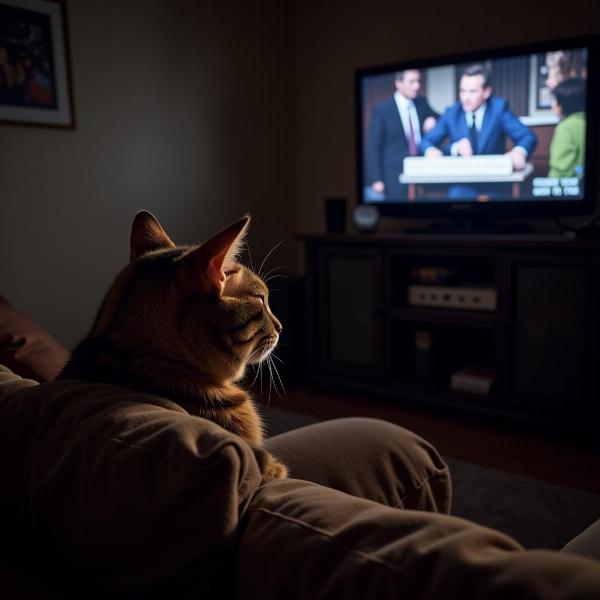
left=0, top=0, right=75, bottom=128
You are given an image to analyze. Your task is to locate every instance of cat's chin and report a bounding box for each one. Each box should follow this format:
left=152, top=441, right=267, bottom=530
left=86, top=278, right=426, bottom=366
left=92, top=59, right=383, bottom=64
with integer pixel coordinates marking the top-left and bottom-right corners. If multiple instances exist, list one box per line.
left=247, top=335, right=278, bottom=365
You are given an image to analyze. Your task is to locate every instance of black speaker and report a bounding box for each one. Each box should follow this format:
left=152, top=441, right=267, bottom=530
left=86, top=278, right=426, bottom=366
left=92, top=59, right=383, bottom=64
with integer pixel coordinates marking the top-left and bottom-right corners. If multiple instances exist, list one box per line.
left=325, top=197, right=347, bottom=233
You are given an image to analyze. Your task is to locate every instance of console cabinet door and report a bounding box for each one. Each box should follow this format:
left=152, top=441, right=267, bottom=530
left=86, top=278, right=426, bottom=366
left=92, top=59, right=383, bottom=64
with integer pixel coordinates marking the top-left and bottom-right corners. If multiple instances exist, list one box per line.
left=509, top=256, right=595, bottom=413
left=316, top=246, right=384, bottom=379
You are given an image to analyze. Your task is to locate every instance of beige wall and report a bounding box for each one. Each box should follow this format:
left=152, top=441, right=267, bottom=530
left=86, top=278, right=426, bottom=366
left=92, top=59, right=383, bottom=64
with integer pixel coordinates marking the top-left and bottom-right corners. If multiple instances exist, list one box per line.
left=0, top=0, right=293, bottom=348
left=293, top=0, right=599, bottom=235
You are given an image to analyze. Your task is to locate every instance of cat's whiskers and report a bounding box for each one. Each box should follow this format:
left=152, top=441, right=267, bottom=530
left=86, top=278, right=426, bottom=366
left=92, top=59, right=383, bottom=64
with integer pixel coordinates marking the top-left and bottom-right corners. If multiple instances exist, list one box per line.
left=253, top=343, right=272, bottom=397
left=265, top=355, right=274, bottom=406
left=247, top=343, right=266, bottom=361
left=257, top=239, right=285, bottom=279
left=266, top=354, right=284, bottom=404
left=259, top=347, right=267, bottom=396
left=262, top=265, right=285, bottom=281
left=267, top=356, right=277, bottom=402
left=247, top=344, right=268, bottom=390
left=269, top=354, right=287, bottom=400
left=247, top=364, right=261, bottom=392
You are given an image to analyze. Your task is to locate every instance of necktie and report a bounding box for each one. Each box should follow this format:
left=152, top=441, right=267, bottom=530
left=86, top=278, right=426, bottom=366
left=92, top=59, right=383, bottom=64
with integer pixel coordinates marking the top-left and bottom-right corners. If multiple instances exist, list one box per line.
left=469, top=113, right=478, bottom=154
left=407, top=104, right=418, bottom=156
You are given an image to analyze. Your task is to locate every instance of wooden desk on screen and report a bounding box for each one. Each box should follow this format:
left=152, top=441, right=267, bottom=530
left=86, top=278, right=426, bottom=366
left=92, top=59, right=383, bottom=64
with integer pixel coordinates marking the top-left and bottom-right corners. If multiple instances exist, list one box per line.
left=400, top=162, right=534, bottom=201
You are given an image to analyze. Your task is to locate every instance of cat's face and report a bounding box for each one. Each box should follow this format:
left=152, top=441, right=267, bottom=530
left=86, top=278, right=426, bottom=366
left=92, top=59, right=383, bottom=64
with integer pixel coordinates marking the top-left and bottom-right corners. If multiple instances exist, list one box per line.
left=219, top=264, right=282, bottom=365
left=179, top=261, right=282, bottom=380
left=94, top=212, right=282, bottom=383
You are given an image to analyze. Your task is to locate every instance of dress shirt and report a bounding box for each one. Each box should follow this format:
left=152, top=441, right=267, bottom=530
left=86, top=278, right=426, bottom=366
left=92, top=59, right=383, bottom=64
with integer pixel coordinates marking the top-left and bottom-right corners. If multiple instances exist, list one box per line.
left=394, top=92, right=421, bottom=144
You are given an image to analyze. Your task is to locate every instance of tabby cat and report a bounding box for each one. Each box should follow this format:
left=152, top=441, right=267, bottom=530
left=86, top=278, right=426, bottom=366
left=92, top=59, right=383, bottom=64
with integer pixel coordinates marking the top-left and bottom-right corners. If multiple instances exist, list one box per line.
left=60, top=210, right=287, bottom=482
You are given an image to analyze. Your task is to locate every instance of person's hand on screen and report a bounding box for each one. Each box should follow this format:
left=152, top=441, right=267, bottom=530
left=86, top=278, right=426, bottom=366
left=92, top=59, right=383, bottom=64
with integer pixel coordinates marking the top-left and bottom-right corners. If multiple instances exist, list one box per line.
left=422, top=116, right=437, bottom=133
left=372, top=181, right=385, bottom=194
left=455, top=138, right=474, bottom=157
left=507, top=148, right=526, bottom=171
left=425, top=147, right=443, bottom=157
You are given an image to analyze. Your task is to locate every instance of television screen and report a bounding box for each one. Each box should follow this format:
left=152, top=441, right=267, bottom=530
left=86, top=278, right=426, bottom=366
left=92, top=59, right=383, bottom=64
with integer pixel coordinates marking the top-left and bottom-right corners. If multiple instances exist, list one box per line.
left=356, top=37, right=598, bottom=216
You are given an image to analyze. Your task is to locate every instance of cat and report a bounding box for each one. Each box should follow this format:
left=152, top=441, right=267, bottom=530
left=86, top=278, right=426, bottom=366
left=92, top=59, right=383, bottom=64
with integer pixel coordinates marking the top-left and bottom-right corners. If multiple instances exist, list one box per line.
left=60, top=210, right=287, bottom=482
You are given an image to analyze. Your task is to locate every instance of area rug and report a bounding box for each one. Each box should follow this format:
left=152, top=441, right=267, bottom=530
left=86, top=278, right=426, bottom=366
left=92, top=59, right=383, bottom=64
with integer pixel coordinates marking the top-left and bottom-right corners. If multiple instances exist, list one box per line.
left=261, top=405, right=600, bottom=550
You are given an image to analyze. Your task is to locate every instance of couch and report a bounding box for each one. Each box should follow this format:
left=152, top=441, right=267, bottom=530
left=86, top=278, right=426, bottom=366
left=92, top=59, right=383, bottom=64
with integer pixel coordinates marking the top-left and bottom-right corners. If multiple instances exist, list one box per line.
left=1, top=296, right=600, bottom=599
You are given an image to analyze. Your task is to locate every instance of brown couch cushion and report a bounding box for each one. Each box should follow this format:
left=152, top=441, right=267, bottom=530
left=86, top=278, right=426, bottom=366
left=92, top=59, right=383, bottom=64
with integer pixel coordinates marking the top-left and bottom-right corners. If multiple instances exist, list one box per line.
left=0, top=296, right=70, bottom=381
left=0, top=376, right=262, bottom=599
left=236, top=479, right=600, bottom=600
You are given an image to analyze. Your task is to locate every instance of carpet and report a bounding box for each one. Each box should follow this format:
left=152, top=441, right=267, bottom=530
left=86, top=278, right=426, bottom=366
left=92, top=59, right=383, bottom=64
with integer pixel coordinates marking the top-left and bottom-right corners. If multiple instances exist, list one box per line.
left=261, top=405, right=600, bottom=550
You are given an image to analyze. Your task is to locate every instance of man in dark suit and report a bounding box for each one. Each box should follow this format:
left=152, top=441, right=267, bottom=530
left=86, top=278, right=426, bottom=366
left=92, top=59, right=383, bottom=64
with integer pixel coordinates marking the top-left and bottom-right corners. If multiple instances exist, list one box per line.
left=420, top=64, right=537, bottom=199
left=367, top=70, right=439, bottom=200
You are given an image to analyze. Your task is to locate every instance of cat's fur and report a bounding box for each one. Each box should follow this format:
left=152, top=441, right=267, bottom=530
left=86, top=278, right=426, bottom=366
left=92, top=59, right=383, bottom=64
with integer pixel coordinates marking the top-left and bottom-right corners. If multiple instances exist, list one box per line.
left=60, top=211, right=287, bottom=482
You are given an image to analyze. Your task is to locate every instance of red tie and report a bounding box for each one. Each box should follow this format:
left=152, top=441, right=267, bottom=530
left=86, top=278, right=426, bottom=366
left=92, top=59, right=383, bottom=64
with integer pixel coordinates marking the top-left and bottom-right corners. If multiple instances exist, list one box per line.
left=407, top=105, right=418, bottom=156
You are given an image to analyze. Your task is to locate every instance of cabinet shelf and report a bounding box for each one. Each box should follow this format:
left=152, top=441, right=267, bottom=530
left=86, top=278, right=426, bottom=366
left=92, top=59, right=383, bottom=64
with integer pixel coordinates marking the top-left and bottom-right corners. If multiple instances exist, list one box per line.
left=390, top=307, right=497, bottom=328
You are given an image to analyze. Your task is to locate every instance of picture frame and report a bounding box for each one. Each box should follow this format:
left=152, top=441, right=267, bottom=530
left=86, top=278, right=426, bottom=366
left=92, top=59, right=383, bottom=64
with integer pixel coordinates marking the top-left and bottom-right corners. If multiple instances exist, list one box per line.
left=0, top=0, right=75, bottom=128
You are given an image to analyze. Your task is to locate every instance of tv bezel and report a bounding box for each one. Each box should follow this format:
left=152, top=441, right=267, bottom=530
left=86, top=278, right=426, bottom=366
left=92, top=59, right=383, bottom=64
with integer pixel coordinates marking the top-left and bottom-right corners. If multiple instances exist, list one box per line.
left=355, top=35, right=599, bottom=219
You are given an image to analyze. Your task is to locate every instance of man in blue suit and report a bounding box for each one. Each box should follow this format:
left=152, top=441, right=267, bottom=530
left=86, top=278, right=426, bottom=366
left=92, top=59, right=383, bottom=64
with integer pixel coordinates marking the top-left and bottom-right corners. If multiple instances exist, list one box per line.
left=420, top=64, right=537, bottom=199
left=367, top=70, right=439, bottom=200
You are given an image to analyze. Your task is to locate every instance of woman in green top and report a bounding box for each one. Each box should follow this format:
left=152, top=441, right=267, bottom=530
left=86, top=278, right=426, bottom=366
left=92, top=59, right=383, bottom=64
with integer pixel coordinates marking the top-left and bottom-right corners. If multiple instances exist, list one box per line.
left=548, top=78, right=586, bottom=179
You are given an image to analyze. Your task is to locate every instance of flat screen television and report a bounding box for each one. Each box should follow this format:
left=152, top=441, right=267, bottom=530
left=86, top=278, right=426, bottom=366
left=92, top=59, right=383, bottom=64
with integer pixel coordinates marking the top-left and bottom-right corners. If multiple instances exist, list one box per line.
left=355, top=35, right=599, bottom=222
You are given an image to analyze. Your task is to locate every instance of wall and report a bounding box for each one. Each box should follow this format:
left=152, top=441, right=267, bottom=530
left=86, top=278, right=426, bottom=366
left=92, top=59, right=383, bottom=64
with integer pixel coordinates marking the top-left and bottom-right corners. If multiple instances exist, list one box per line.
left=293, top=0, right=599, bottom=237
left=3, top=0, right=598, bottom=348
left=0, top=0, right=294, bottom=348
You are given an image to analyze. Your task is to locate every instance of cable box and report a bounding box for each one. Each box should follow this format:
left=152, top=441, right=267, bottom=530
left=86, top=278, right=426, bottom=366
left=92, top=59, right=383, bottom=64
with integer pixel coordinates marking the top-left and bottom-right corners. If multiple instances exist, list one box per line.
left=407, top=285, right=497, bottom=311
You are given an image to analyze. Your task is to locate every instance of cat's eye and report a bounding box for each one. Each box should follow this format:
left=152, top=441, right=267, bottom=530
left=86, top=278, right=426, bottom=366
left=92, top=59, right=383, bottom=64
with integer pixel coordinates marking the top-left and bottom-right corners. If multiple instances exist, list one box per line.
left=255, top=294, right=265, bottom=304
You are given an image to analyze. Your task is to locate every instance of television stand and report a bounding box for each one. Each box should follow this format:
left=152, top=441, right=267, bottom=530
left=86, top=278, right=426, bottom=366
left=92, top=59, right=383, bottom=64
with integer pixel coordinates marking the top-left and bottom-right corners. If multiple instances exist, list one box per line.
left=299, top=232, right=600, bottom=441
left=405, top=218, right=531, bottom=235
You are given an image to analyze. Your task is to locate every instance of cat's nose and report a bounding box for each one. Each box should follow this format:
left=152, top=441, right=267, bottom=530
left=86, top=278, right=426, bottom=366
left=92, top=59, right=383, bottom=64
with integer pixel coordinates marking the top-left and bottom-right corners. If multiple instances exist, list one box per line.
left=274, top=318, right=283, bottom=334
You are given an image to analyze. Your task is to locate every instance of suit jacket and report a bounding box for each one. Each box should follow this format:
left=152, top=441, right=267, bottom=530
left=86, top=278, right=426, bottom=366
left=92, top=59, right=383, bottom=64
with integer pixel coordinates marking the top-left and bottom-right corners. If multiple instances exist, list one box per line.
left=420, top=96, right=537, bottom=157
left=367, top=95, right=438, bottom=198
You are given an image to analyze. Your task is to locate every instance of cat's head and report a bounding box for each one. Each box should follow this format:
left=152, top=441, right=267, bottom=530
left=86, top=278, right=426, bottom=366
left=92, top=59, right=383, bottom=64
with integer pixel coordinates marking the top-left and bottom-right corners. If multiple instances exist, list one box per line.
left=92, top=211, right=282, bottom=383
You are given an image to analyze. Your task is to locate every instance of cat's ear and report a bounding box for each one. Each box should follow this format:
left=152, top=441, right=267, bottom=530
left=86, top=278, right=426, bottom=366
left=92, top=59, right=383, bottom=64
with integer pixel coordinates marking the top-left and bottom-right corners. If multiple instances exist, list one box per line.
left=130, top=210, right=176, bottom=261
left=180, top=215, right=250, bottom=295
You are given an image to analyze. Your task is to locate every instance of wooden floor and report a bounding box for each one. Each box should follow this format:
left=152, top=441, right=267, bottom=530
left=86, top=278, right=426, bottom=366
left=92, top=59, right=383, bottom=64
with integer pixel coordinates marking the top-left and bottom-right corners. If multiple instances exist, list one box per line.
left=256, top=385, right=600, bottom=495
